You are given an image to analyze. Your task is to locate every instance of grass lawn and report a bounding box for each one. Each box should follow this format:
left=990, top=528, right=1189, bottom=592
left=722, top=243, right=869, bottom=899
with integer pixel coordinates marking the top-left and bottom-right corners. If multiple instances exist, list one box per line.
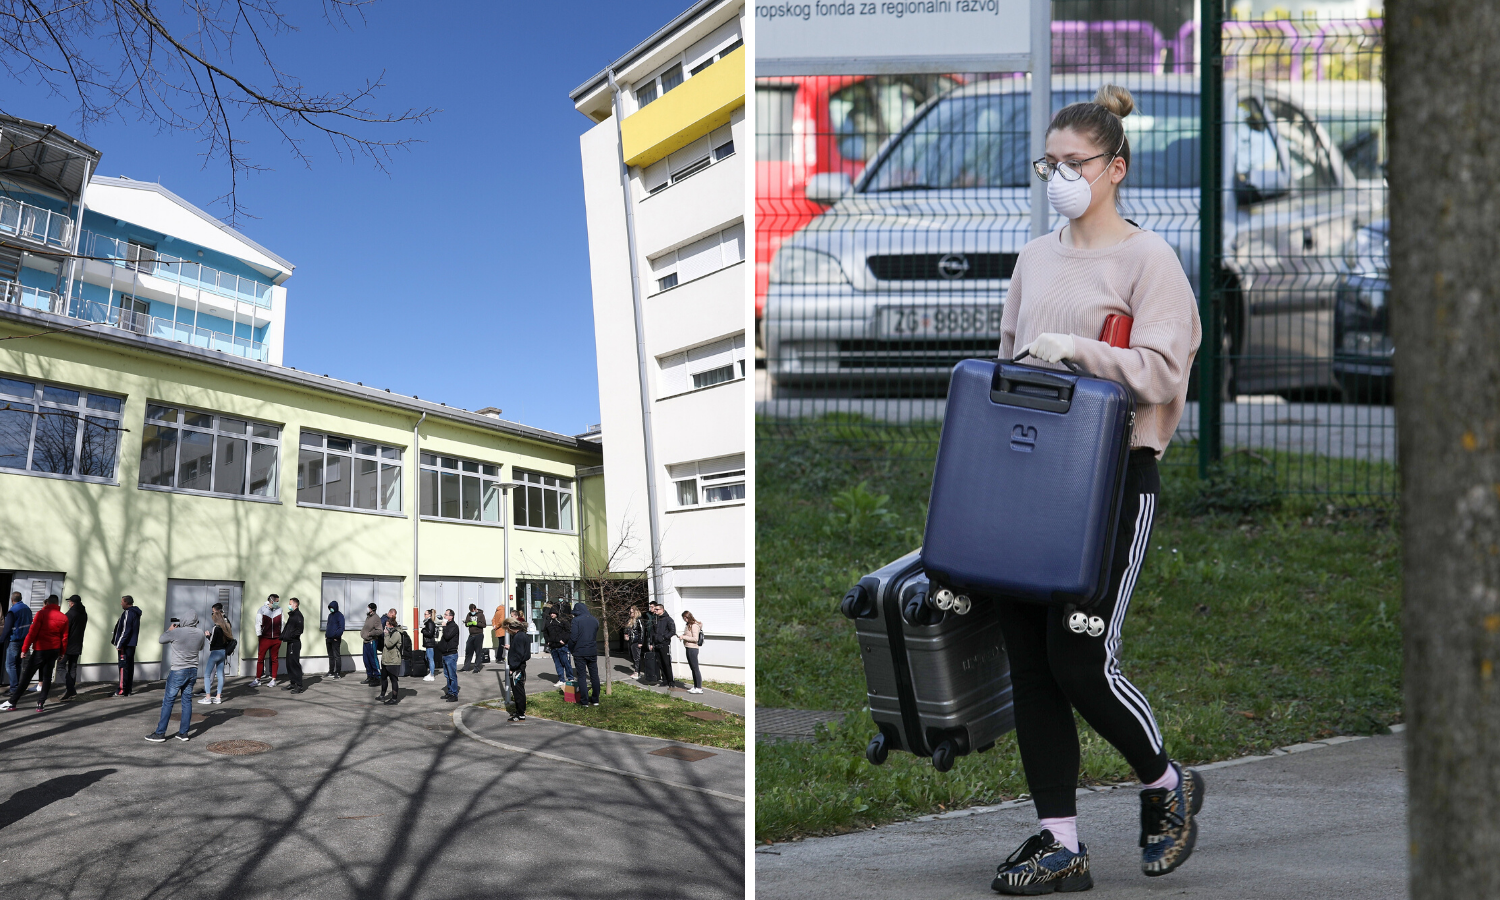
left=755, top=425, right=1401, bottom=843
left=479, top=682, right=745, bottom=752
left=706, top=681, right=746, bottom=697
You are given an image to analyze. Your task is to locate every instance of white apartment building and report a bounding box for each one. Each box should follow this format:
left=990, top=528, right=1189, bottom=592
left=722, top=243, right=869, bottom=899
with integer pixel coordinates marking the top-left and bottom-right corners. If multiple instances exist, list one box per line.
left=571, top=0, right=746, bottom=683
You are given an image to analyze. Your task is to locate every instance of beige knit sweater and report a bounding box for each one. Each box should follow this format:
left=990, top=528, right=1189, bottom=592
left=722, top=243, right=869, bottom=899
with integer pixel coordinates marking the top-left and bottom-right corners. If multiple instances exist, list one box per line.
left=998, top=228, right=1202, bottom=456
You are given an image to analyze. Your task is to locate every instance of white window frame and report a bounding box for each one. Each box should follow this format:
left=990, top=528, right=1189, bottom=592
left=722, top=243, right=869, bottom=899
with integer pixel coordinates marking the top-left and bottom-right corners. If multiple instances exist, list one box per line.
left=138, top=403, right=280, bottom=501
left=642, top=122, right=737, bottom=195
left=657, top=333, right=748, bottom=400
left=513, top=469, right=577, bottom=534
left=648, top=221, right=746, bottom=295
left=0, top=374, right=125, bottom=485
left=419, top=453, right=505, bottom=526
left=629, top=22, right=741, bottom=114
left=668, top=455, right=746, bottom=510
left=297, top=430, right=405, bottom=516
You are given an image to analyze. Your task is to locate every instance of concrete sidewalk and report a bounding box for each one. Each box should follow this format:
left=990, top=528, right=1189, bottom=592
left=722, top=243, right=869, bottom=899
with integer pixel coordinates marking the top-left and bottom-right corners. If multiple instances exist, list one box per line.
left=757, top=731, right=1406, bottom=899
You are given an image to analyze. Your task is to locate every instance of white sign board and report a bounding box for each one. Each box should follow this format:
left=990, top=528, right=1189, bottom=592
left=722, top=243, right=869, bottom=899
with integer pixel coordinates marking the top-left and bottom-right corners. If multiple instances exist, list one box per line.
left=756, top=0, right=1032, bottom=75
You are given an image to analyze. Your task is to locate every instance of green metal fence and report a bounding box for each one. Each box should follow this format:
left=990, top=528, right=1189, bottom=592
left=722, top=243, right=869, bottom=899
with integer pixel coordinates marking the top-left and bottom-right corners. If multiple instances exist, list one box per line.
left=755, top=0, right=1392, bottom=502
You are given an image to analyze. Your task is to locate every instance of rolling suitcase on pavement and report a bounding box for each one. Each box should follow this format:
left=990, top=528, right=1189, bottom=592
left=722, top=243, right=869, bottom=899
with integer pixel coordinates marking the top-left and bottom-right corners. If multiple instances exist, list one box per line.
left=842, top=550, right=1015, bottom=772
left=922, top=356, right=1135, bottom=611
left=639, top=647, right=659, bottom=684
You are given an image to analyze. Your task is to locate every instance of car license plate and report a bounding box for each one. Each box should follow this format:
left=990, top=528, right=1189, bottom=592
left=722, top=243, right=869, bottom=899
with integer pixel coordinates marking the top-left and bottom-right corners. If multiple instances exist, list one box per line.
left=879, top=307, right=1003, bottom=339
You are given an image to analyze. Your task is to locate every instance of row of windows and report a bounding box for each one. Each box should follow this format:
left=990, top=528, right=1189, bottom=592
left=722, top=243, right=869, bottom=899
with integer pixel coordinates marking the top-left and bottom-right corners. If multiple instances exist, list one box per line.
left=650, top=223, right=745, bottom=294
left=643, top=124, right=736, bottom=195
left=668, top=454, right=746, bottom=509
left=0, top=375, right=579, bottom=533
left=632, top=25, right=742, bottom=110
left=657, top=333, right=747, bottom=398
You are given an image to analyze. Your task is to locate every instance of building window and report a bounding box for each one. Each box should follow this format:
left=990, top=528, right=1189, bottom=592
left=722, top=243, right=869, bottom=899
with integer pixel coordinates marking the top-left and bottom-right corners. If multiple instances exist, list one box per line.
left=298, top=431, right=403, bottom=513
left=669, top=454, right=746, bottom=508
left=140, top=404, right=279, bottom=498
left=658, top=333, right=747, bottom=398
left=0, top=375, right=124, bottom=482
left=691, top=37, right=743, bottom=75
left=643, top=124, right=736, bottom=194
left=513, top=469, right=575, bottom=533
left=419, top=453, right=503, bottom=523
left=647, top=222, right=745, bottom=294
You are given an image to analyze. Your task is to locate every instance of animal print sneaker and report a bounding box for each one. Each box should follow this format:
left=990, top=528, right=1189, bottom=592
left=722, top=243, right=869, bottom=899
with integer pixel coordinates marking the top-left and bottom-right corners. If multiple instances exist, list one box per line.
left=1140, top=762, right=1205, bottom=876
left=991, top=829, right=1093, bottom=895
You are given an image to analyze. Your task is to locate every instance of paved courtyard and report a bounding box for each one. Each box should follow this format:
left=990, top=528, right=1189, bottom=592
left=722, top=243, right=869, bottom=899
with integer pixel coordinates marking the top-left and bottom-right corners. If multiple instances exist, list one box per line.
left=0, top=666, right=745, bottom=900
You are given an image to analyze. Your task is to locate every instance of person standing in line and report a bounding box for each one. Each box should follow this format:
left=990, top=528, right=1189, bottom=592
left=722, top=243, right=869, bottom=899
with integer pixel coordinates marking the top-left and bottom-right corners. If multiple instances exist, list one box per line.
left=490, top=603, right=507, bottom=668
left=281, top=598, right=306, bottom=693
left=111, top=595, right=141, bottom=697
left=378, top=614, right=409, bottom=705
left=568, top=601, right=601, bottom=707
left=437, top=608, right=461, bottom=702
left=325, top=600, right=346, bottom=679
left=504, top=615, right=530, bottom=721
left=204, top=602, right=233, bottom=705
left=2, top=591, right=32, bottom=691
left=461, top=604, right=487, bottom=673
left=680, top=610, right=705, bottom=694
left=421, top=609, right=438, bottom=682
left=60, top=594, right=88, bottom=701
left=360, top=602, right=382, bottom=685
left=145, top=614, right=204, bottom=743
left=647, top=601, right=676, bottom=688
left=622, top=607, right=644, bottom=676
left=252, top=594, right=283, bottom=687
left=0, top=594, right=67, bottom=711
left=543, top=607, right=574, bottom=689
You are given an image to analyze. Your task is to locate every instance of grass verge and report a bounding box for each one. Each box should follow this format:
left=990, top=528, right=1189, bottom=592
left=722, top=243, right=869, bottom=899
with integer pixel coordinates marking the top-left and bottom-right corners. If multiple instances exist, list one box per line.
left=755, top=425, right=1401, bottom=843
left=479, top=682, right=745, bottom=752
left=706, top=681, right=746, bottom=697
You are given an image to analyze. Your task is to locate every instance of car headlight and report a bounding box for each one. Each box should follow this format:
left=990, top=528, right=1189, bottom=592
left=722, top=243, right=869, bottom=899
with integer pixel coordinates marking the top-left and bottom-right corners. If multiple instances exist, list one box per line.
left=770, top=247, right=849, bottom=285
left=1345, top=225, right=1388, bottom=277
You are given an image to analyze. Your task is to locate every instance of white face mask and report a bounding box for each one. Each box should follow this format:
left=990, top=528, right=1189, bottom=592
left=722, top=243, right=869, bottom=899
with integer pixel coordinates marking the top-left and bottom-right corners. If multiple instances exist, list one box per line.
left=1045, top=134, right=1126, bottom=221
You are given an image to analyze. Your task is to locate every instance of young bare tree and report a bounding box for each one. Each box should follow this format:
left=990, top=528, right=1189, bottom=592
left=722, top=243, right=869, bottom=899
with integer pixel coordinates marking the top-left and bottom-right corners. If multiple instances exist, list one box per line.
left=1390, top=2, right=1500, bottom=896
left=580, top=519, right=648, bottom=697
left=0, top=0, right=436, bottom=223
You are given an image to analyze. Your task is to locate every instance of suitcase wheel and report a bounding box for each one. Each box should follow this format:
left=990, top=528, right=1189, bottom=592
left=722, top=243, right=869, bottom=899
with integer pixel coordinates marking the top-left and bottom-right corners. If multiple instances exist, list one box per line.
left=952, top=594, right=972, bottom=616
left=865, top=733, right=890, bottom=766
left=902, top=590, right=939, bottom=626
left=931, top=740, right=957, bottom=773
left=841, top=585, right=876, bottom=620
left=933, top=588, right=955, bottom=611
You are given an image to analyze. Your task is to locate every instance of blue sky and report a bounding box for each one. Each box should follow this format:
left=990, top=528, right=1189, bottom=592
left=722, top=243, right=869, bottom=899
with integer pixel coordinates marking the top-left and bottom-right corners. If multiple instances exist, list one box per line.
left=2, top=1, right=695, bottom=437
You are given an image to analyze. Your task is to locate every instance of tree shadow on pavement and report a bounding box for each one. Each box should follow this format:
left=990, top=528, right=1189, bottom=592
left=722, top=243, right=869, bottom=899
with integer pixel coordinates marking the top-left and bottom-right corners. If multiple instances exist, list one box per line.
left=0, top=769, right=115, bottom=830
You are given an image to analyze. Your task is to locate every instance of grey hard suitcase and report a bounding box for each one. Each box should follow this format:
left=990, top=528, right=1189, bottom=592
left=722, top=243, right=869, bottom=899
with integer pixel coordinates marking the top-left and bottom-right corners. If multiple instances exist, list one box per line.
left=841, top=549, right=1016, bottom=771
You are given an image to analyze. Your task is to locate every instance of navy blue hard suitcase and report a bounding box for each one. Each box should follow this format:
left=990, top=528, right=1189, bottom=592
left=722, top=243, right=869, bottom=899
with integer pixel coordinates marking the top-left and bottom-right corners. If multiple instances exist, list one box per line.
left=922, top=357, right=1134, bottom=609
left=842, top=550, right=1015, bottom=772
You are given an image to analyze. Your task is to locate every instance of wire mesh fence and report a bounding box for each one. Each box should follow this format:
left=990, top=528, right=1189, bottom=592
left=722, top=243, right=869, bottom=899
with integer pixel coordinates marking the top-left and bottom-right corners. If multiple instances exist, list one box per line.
left=755, top=0, right=1392, bottom=502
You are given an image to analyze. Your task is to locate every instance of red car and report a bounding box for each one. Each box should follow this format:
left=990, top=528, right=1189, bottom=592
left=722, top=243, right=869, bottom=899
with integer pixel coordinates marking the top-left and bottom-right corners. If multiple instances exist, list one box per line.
left=754, top=74, right=961, bottom=337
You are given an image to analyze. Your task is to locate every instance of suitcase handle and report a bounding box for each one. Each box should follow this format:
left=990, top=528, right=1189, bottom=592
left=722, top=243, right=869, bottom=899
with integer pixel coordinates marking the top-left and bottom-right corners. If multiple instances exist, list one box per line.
left=991, top=356, right=1079, bottom=413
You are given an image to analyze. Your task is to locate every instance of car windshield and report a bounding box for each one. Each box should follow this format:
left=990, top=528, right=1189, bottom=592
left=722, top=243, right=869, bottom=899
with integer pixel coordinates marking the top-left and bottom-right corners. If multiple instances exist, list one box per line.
left=863, top=89, right=1202, bottom=192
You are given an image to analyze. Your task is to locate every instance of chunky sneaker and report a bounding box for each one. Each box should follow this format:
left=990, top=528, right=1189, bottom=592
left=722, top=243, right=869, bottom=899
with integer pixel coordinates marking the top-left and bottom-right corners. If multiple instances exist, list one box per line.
left=992, top=830, right=1092, bottom=895
left=1140, top=763, right=1205, bottom=877
left=145, top=733, right=167, bottom=743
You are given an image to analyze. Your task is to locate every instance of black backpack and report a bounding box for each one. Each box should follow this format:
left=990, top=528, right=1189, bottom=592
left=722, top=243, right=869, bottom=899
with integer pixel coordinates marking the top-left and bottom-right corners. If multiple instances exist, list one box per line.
left=400, top=630, right=413, bottom=656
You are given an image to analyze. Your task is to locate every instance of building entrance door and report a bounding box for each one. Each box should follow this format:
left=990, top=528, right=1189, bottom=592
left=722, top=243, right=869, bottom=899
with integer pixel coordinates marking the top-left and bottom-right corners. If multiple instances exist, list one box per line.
left=4, top=571, right=65, bottom=611
left=165, top=580, right=242, bottom=677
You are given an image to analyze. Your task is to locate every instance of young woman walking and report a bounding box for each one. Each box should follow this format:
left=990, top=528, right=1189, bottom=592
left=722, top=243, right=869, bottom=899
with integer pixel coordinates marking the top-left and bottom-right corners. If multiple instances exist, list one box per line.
left=989, top=84, right=1203, bottom=895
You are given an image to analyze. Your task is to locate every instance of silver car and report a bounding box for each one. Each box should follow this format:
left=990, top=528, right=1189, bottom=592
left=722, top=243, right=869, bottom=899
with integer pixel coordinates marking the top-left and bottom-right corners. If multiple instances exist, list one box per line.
left=764, top=74, right=1383, bottom=397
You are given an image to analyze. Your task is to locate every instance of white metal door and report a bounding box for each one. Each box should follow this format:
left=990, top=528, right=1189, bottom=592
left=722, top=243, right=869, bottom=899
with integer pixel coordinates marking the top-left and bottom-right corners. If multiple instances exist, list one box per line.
left=165, top=580, right=241, bottom=676
left=11, top=572, right=65, bottom=612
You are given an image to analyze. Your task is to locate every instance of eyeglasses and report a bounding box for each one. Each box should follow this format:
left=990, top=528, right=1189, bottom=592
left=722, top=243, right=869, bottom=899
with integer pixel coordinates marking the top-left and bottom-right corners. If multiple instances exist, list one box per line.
left=1032, top=152, right=1114, bottom=182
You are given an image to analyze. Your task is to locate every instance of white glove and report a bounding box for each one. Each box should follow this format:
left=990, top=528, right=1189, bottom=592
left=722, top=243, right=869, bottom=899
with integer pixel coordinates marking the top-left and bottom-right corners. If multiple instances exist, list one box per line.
left=1021, top=333, right=1076, bottom=363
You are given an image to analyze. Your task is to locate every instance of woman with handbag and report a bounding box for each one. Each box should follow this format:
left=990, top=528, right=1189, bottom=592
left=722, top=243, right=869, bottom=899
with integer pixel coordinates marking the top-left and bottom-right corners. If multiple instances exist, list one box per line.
left=205, top=603, right=234, bottom=705
left=989, top=84, right=1203, bottom=894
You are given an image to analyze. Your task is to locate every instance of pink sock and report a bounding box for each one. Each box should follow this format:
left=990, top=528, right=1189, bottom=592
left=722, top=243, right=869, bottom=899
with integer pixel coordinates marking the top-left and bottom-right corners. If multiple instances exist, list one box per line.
left=1038, top=817, right=1079, bottom=853
left=1144, top=763, right=1180, bottom=792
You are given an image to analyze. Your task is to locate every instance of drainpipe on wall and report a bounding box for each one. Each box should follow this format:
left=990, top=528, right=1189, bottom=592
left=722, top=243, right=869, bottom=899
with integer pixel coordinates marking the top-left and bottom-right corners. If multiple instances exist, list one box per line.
left=413, top=412, right=426, bottom=621
left=63, top=160, right=91, bottom=311
left=606, top=70, right=666, bottom=611
left=501, top=482, right=513, bottom=613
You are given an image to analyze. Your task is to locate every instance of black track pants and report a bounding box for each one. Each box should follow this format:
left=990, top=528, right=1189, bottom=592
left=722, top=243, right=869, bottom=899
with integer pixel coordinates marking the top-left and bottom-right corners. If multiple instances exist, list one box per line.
left=994, top=450, right=1170, bottom=819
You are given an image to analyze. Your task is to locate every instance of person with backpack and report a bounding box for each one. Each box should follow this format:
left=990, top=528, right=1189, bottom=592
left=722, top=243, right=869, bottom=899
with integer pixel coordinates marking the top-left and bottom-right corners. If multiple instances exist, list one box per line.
left=111, top=595, right=141, bottom=697
left=325, top=600, right=346, bottom=679
left=437, top=609, right=461, bottom=702
left=987, top=85, right=1203, bottom=894
left=59, top=594, right=87, bottom=701
left=462, top=604, right=488, bottom=673
left=281, top=598, right=306, bottom=693
left=420, top=609, right=438, bottom=682
left=359, top=603, right=382, bottom=685
left=0, top=594, right=67, bottom=711
left=204, top=602, right=234, bottom=704
left=568, top=601, right=601, bottom=707
left=2, top=591, right=33, bottom=692
left=543, top=607, right=574, bottom=688
left=681, top=610, right=705, bottom=694
left=504, top=614, right=531, bottom=721
left=378, top=612, right=409, bottom=705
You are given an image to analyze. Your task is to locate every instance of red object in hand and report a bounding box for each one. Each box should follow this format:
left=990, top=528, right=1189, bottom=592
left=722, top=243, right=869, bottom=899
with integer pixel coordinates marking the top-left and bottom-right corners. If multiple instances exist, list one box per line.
left=1099, top=314, right=1133, bottom=349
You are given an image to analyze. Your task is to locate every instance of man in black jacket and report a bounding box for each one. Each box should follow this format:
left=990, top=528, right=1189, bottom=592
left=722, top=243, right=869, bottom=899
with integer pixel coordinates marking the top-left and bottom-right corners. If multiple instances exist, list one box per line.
left=647, top=601, right=676, bottom=688
left=437, top=609, right=461, bottom=701
left=281, top=598, right=306, bottom=693
left=542, top=608, right=574, bottom=688
left=60, top=595, right=87, bottom=701
left=568, top=601, right=601, bottom=706
left=112, top=596, right=141, bottom=697
left=462, top=604, right=487, bottom=673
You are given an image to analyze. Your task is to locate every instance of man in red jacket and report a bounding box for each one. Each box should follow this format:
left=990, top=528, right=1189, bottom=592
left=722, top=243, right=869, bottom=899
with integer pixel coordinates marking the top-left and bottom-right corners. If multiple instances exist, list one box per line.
left=2, top=594, right=68, bottom=712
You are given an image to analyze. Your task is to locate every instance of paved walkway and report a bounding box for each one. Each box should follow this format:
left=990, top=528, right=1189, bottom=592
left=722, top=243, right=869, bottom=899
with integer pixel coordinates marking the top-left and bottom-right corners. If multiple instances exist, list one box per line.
left=757, top=731, right=1405, bottom=899
left=0, top=670, right=744, bottom=900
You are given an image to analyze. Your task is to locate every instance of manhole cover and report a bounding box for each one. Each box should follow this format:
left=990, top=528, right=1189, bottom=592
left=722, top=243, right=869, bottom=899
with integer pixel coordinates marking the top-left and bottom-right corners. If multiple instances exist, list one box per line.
left=683, top=710, right=725, bottom=722
left=207, top=740, right=273, bottom=756
left=649, top=746, right=717, bottom=761
left=241, top=708, right=277, bottom=718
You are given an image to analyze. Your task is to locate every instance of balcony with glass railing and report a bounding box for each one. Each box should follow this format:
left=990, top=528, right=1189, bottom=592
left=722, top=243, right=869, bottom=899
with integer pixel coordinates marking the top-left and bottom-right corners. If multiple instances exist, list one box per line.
left=0, top=197, right=73, bottom=248
left=0, top=280, right=268, bottom=362
left=83, top=231, right=274, bottom=309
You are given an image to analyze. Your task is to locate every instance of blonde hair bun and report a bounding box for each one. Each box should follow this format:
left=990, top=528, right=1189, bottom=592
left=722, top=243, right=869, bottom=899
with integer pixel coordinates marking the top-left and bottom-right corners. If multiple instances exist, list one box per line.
left=1094, top=84, right=1134, bottom=118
